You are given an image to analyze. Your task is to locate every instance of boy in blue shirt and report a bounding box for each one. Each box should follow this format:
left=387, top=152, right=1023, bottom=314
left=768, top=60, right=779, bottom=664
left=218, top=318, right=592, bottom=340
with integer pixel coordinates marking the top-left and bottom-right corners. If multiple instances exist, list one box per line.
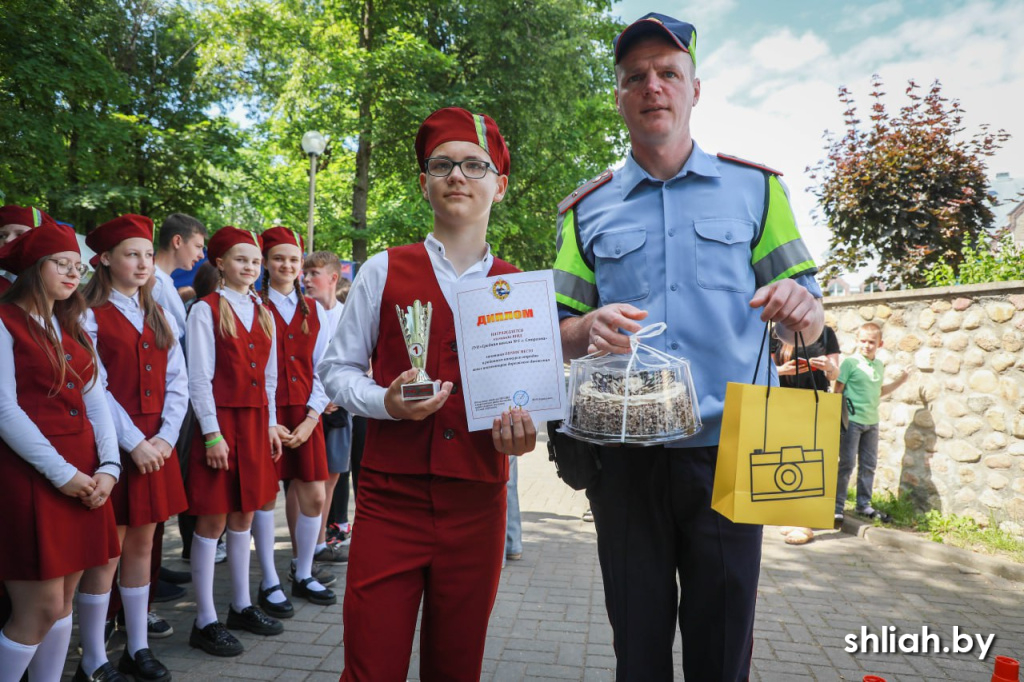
left=834, top=322, right=910, bottom=526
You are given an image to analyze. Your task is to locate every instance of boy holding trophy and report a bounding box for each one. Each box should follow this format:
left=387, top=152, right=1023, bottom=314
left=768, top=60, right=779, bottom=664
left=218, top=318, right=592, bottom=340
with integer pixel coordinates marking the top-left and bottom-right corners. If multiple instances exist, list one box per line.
left=318, top=106, right=536, bottom=681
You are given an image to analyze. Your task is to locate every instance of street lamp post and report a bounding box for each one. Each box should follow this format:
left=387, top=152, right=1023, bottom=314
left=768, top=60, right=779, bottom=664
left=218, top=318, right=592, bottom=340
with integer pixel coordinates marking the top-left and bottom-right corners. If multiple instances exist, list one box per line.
left=301, top=131, right=327, bottom=252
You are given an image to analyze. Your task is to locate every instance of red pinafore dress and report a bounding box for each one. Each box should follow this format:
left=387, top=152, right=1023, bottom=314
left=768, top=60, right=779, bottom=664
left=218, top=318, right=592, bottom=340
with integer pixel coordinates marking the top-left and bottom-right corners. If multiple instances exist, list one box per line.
left=92, top=303, right=188, bottom=526
left=0, top=304, right=120, bottom=580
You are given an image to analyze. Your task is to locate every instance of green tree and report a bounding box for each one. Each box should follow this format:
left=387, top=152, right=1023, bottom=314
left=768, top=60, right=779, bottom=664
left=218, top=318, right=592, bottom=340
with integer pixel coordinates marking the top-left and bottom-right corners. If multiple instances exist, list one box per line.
left=0, top=0, right=240, bottom=230
left=809, top=76, right=1009, bottom=288
left=198, top=0, right=625, bottom=269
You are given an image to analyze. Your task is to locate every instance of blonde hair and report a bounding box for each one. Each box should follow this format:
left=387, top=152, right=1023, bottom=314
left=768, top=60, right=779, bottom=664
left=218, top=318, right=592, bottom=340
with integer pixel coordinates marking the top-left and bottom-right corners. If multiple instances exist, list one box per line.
left=858, top=322, right=882, bottom=340
left=213, top=263, right=274, bottom=340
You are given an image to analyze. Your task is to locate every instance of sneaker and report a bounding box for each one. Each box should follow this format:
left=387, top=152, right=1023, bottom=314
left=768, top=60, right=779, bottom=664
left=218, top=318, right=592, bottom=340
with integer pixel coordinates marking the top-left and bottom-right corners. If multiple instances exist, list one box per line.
left=189, top=620, right=243, bottom=657
left=856, top=506, right=893, bottom=523
left=834, top=513, right=845, bottom=530
left=506, top=551, right=522, bottom=561
left=582, top=509, right=594, bottom=523
left=314, top=542, right=349, bottom=564
left=225, top=605, right=284, bottom=636
left=215, top=537, right=228, bottom=564
left=147, top=611, right=173, bottom=639
left=151, top=579, right=185, bottom=603
left=118, top=646, right=170, bottom=682
left=326, top=522, right=350, bottom=545
left=289, top=561, right=336, bottom=586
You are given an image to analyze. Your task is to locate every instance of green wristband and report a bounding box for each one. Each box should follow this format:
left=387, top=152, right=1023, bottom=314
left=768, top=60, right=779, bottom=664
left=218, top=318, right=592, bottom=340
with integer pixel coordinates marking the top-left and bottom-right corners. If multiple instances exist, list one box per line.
left=205, top=435, right=225, bottom=448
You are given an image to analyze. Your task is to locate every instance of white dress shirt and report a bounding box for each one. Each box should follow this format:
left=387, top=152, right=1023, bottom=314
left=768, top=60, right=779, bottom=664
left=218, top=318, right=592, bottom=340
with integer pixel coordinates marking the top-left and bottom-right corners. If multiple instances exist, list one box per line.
left=323, top=300, right=344, bottom=337
left=0, top=314, right=121, bottom=487
left=317, top=233, right=494, bottom=421
left=267, top=287, right=331, bottom=414
left=187, top=286, right=278, bottom=435
left=152, top=267, right=188, bottom=345
left=83, top=289, right=189, bottom=452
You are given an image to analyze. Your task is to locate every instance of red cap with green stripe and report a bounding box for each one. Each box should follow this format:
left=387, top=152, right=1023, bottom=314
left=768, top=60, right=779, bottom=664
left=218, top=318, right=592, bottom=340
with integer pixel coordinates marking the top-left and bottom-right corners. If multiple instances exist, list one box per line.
left=415, top=107, right=510, bottom=176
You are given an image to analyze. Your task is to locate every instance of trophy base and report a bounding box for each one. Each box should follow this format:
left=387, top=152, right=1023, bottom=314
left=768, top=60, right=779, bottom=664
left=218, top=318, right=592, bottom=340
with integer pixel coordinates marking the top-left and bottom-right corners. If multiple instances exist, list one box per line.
left=401, top=380, right=442, bottom=401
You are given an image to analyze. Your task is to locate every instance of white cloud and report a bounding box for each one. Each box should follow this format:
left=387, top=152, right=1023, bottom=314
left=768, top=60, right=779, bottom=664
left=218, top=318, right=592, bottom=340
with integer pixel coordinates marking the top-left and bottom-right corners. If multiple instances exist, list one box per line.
left=751, top=30, right=830, bottom=72
left=838, top=1, right=906, bottom=31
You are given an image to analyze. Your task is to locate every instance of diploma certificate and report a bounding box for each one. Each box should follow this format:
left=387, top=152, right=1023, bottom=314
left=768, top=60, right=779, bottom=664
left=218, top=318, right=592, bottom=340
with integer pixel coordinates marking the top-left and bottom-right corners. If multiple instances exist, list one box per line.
left=451, top=270, right=567, bottom=431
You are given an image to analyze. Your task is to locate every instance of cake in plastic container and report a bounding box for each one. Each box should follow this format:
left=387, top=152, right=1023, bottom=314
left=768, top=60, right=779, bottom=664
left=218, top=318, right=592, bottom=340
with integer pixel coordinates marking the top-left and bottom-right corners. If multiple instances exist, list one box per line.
left=562, top=348, right=702, bottom=446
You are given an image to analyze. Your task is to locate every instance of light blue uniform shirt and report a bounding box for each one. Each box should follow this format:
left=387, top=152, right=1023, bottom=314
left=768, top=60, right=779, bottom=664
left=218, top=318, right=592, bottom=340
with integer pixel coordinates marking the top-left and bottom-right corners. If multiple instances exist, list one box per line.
left=559, top=143, right=822, bottom=447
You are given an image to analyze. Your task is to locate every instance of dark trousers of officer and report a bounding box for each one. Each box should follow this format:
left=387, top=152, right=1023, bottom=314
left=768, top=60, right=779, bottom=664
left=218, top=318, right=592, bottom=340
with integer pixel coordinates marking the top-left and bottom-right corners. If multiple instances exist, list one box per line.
left=587, top=445, right=762, bottom=681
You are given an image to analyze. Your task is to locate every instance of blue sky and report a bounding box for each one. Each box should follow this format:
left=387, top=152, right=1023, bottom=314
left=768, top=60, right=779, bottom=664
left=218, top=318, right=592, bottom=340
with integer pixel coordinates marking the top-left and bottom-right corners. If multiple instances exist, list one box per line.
left=611, top=0, right=1024, bottom=279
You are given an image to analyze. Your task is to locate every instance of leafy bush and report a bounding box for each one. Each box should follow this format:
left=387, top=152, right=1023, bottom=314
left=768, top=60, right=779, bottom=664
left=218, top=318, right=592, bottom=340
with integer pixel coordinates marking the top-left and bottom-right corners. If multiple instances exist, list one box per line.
left=923, top=232, right=1024, bottom=286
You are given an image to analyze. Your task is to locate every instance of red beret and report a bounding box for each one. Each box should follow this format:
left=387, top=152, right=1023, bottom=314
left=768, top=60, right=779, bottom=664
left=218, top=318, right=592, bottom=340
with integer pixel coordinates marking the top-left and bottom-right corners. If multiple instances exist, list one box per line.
left=0, top=222, right=81, bottom=275
left=208, top=225, right=261, bottom=263
left=0, top=205, right=56, bottom=229
left=86, top=214, right=154, bottom=267
left=259, top=226, right=304, bottom=257
left=414, top=107, right=510, bottom=177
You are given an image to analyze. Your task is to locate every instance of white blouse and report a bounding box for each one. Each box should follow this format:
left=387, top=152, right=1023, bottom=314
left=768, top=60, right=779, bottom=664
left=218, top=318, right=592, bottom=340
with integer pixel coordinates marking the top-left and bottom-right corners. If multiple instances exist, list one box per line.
left=0, top=314, right=121, bottom=487
left=266, top=287, right=330, bottom=415
left=186, top=287, right=278, bottom=435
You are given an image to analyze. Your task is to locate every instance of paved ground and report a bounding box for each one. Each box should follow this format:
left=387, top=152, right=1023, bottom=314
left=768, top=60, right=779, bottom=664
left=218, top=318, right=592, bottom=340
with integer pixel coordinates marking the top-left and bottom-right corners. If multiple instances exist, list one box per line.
left=64, top=434, right=1023, bottom=681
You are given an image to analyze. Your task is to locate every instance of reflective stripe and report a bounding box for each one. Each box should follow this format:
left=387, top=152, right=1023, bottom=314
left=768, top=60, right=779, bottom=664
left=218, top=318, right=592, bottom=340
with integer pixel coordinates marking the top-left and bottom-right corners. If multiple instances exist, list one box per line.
left=31, top=207, right=42, bottom=227
left=752, top=175, right=800, bottom=262
left=752, top=239, right=816, bottom=286
left=554, top=269, right=597, bottom=312
left=473, top=114, right=489, bottom=154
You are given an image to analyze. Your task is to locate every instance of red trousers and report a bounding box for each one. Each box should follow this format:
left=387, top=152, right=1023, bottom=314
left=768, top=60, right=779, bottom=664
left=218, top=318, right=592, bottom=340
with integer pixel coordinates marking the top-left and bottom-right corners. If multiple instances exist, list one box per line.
left=340, top=468, right=506, bottom=682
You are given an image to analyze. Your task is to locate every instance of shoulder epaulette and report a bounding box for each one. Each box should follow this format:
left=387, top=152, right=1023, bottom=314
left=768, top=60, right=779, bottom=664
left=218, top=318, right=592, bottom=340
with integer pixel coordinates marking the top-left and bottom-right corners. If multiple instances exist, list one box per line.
left=716, top=153, right=783, bottom=176
left=558, top=169, right=614, bottom=215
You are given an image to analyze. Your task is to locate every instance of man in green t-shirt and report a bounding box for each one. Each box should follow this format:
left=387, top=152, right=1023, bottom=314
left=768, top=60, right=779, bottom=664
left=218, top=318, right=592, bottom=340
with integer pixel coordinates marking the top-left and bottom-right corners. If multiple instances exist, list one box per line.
left=833, top=322, right=910, bottom=527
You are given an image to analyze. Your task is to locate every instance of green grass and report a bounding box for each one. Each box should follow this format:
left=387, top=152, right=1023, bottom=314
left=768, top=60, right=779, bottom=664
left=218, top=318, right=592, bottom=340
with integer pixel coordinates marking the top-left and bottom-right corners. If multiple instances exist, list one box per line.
left=843, top=489, right=1024, bottom=564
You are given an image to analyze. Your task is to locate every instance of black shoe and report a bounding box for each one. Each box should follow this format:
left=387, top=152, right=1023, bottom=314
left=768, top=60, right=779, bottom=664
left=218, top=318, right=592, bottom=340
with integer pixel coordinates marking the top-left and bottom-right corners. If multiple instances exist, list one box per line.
left=72, top=662, right=128, bottom=681
left=147, top=611, right=174, bottom=639
left=257, top=584, right=294, bottom=619
left=226, top=605, right=284, bottom=636
left=188, top=620, right=243, bottom=657
left=834, top=513, right=845, bottom=530
left=313, top=542, right=349, bottom=564
left=291, top=576, right=337, bottom=606
left=159, top=566, right=192, bottom=585
left=118, top=647, right=171, bottom=682
left=151, top=579, right=186, bottom=603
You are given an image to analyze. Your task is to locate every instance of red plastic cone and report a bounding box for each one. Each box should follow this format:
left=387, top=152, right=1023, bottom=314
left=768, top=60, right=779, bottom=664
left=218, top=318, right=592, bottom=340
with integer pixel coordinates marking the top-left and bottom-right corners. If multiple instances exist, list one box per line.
left=992, top=656, right=1020, bottom=682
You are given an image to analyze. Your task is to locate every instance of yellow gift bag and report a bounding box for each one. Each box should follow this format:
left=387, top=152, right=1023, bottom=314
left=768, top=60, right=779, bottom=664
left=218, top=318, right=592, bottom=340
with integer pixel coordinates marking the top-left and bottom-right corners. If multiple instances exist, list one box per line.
left=712, top=326, right=842, bottom=529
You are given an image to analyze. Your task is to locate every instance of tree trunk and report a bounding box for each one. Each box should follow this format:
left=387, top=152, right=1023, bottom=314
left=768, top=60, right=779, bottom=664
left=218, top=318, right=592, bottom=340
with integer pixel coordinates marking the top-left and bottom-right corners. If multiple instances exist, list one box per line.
left=350, top=0, right=373, bottom=265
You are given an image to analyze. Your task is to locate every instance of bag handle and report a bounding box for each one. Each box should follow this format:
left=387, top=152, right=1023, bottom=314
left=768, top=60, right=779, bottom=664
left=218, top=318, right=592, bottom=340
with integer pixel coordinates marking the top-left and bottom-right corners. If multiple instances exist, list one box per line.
left=755, top=322, right=820, bottom=452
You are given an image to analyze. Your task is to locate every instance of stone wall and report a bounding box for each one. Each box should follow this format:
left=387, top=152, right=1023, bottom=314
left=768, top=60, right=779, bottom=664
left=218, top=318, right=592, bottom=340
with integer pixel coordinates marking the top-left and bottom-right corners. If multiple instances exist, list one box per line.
left=823, top=281, right=1024, bottom=537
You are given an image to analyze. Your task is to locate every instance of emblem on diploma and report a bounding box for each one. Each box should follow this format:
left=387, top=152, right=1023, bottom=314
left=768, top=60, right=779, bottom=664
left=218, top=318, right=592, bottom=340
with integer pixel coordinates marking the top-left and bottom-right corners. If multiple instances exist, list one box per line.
left=396, top=300, right=442, bottom=401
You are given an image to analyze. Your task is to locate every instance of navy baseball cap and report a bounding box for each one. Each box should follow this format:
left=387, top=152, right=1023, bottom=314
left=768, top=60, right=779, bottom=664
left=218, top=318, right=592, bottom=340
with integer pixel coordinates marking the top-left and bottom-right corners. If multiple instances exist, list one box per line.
left=614, top=13, right=697, bottom=67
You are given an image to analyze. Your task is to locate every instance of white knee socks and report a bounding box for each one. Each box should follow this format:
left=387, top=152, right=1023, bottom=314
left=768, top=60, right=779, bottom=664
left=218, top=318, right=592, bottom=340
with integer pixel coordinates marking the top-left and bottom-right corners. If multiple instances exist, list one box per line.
left=252, top=510, right=283, bottom=601
left=77, top=591, right=111, bottom=675
left=0, top=629, right=37, bottom=682
left=226, top=528, right=253, bottom=611
left=295, top=512, right=325, bottom=591
left=27, top=612, right=73, bottom=681
left=191, top=533, right=219, bottom=628
left=119, top=583, right=150, bottom=656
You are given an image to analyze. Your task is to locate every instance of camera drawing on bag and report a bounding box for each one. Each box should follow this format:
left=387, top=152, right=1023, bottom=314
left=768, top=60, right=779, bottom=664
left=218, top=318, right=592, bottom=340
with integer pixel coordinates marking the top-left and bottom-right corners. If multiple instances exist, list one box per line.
left=749, top=446, right=825, bottom=501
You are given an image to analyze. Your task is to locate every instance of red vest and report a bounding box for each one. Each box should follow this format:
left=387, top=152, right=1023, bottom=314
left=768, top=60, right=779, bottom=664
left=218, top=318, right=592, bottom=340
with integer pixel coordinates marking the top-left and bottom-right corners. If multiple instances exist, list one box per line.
left=0, top=303, right=94, bottom=438
left=0, top=277, right=11, bottom=295
left=364, top=243, right=519, bottom=483
left=92, top=303, right=167, bottom=416
left=268, top=295, right=321, bottom=408
left=202, top=292, right=272, bottom=408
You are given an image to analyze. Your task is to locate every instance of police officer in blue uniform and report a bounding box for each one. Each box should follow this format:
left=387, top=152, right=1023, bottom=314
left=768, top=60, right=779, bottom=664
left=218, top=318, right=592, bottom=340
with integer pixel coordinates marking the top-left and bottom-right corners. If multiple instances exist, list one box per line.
left=553, top=13, right=825, bottom=681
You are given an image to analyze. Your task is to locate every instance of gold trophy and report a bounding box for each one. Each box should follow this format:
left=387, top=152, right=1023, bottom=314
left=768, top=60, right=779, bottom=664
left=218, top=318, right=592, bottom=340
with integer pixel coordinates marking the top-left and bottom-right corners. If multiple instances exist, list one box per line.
left=396, top=300, right=441, bottom=401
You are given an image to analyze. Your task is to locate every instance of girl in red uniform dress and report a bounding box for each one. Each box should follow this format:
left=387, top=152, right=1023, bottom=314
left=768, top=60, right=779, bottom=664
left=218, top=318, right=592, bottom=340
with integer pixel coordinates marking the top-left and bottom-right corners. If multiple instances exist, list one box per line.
left=318, top=108, right=537, bottom=682
left=76, top=215, right=189, bottom=682
left=184, top=226, right=284, bottom=657
left=251, top=227, right=336, bottom=619
left=0, top=223, right=121, bottom=682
